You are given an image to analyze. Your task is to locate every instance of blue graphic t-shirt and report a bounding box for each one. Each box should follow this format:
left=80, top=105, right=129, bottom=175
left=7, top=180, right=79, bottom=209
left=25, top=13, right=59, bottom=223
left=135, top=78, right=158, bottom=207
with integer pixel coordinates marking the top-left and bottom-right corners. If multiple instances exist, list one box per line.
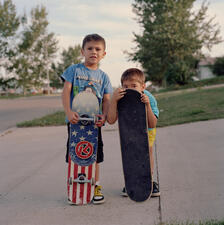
left=61, top=63, right=113, bottom=121
left=144, top=90, right=159, bottom=130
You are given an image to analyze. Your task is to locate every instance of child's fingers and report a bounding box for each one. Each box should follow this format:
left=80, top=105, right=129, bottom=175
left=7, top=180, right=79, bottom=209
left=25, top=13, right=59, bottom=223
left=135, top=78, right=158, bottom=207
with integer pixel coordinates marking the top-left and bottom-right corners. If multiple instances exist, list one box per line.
left=141, top=94, right=149, bottom=104
left=70, top=112, right=79, bottom=124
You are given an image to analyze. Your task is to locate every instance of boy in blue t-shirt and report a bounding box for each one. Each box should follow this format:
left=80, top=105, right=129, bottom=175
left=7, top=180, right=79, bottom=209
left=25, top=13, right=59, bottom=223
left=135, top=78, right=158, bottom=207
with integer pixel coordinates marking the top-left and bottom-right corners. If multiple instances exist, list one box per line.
left=61, top=34, right=113, bottom=204
left=107, top=68, right=160, bottom=197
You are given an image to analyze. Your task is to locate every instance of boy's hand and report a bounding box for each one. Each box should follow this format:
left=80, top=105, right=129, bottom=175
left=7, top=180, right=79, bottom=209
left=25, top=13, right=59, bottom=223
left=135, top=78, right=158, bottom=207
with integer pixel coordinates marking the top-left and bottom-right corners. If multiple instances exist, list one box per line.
left=112, top=88, right=126, bottom=102
left=141, top=93, right=150, bottom=105
left=95, top=114, right=106, bottom=127
left=67, top=111, right=79, bottom=124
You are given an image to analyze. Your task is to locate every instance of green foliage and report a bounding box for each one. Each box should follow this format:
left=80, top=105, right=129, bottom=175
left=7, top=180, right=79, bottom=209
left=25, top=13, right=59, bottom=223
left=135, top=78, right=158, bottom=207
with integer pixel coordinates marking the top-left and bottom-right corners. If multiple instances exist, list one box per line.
left=130, top=0, right=222, bottom=86
left=0, top=0, right=20, bottom=58
left=165, top=60, right=195, bottom=85
left=9, top=5, right=58, bottom=94
left=213, top=57, right=224, bottom=76
left=53, top=45, right=82, bottom=87
left=0, top=77, right=17, bottom=91
left=61, top=45, right=82, bottom=69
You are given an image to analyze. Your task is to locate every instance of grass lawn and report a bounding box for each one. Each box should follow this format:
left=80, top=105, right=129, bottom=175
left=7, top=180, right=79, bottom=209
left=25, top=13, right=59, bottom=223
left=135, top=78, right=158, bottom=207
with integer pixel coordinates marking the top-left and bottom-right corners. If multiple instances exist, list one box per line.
left=17, top=111, right=66, bottom=127
left=17, top=87, right=224, bottom=128
left=156, top=87, right=224, bottom=127
left=160, top=220, right=224, bottom=225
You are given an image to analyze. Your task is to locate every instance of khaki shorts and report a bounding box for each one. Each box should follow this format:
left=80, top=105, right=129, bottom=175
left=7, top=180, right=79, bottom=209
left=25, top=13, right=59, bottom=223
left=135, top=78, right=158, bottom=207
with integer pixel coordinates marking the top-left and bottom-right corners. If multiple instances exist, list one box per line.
left=148, top=128, right=156, bottom=147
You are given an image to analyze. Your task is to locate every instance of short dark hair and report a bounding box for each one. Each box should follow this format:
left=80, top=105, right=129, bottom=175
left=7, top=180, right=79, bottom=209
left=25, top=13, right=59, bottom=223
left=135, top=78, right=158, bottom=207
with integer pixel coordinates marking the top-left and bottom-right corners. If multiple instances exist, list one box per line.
left=121, top=68, right=145, bottom=85
left=82, top=34, right=106, bottom=49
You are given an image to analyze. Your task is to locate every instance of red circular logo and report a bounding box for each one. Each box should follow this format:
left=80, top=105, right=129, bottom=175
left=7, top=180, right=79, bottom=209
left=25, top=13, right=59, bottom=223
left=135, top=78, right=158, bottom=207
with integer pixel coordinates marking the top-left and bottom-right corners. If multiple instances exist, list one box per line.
left=75, top=141, right=93, bottom=159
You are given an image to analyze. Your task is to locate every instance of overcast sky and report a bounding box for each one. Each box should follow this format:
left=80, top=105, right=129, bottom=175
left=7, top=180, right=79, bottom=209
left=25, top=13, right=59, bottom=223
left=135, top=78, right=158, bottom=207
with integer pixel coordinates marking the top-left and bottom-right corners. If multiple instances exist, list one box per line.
left=11, top=0, right=224, bottom=87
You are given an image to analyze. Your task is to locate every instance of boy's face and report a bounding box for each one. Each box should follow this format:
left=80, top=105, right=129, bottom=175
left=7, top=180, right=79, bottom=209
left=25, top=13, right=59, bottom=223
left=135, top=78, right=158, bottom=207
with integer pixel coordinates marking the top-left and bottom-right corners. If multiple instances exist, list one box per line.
left=81, top=41, right=106, bottom=68
left=122, top=78, right=145, bottom=93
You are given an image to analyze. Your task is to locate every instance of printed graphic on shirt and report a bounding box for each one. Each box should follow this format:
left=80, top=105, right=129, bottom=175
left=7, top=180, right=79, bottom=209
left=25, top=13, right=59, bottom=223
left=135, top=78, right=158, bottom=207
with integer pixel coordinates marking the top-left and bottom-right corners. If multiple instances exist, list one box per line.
left=76, top=75, right=102, bottom=85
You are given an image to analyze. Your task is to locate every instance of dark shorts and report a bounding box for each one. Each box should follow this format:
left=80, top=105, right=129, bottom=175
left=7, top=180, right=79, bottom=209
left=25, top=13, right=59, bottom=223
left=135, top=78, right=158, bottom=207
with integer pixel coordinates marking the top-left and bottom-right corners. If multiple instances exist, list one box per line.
left=66, top=123, right=104, bottom=164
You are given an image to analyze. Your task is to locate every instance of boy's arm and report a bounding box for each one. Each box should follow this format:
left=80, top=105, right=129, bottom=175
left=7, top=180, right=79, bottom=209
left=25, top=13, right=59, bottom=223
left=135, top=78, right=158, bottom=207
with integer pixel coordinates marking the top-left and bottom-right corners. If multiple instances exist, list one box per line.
left=107, top=88, right=126, bottom=124
left=141, top=93, right=157, bottom=128
left=107, top=97, right=118, bottom=124
left=62, top=81, right=79, bottom=124
left=95, top=93, right=111, bottom=127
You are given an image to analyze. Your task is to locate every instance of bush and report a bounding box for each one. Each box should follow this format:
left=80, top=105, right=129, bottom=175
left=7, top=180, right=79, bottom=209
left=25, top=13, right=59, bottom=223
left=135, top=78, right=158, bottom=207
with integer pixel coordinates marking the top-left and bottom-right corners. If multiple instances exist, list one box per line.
left=213, top=57, right=224, bottom=76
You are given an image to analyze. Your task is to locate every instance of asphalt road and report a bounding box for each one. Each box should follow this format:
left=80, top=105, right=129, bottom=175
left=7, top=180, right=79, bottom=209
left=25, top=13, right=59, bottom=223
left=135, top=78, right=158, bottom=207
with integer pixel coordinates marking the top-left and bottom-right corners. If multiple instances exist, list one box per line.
left=0, top=95, right=63, bottom=133
left=0, top=120, right=224, bottom=225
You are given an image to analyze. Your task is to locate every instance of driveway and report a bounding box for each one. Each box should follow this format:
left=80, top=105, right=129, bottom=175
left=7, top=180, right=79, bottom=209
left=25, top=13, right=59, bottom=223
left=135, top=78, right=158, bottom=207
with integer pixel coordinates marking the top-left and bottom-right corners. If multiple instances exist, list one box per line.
left=0, top=119, right=224, bottom=224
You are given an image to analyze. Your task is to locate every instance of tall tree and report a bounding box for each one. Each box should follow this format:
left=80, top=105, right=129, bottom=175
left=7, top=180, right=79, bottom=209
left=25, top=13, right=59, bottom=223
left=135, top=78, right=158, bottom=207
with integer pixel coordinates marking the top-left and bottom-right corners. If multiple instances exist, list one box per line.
left=52, top=45, right=82, bottom=88
left=130, top=0, right=222, bottom=86
left=57, top=45, right=82, bottom=75
left=11, top=5, right=58, bottom=93
left=0, top=0, right=20, bottom=60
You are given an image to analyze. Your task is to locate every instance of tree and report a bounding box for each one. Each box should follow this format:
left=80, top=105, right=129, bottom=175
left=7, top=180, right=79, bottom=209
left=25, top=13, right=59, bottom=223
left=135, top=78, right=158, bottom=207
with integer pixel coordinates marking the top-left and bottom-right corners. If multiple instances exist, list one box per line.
left=213, top=57, right=224, bottom=76
left=0, top=0, right=20, bottom=59
left=10, top=5, right=58, bottom=94
left=57, top=45, right=82, bottom=75
left=0, top=77, right=17, bottom=92
left=52, top=45, right=82, bottom=88
left=129, top=0, right=222, bottom=86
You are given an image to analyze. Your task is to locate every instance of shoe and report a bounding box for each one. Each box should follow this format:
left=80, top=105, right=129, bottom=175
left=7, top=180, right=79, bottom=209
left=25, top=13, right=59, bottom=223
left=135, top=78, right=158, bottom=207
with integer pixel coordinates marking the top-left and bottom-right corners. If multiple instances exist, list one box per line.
left=121, top=187, right=128, bottom=197
left=151, top=181, right=160, bottom=197
left=93, top=185, right=105, bottom=204
left=67, top=198, right=75, bottom=205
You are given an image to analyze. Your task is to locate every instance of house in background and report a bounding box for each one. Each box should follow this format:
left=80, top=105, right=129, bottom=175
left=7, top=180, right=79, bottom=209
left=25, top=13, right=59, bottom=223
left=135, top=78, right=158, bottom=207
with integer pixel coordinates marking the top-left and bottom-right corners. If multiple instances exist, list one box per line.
left=197, top=57, right=216, bottom=80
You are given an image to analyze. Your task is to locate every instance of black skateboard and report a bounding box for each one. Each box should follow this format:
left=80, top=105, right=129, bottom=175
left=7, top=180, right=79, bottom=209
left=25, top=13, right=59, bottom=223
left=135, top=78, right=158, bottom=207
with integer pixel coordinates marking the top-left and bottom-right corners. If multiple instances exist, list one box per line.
left=117, top=89, right=152, bottom=202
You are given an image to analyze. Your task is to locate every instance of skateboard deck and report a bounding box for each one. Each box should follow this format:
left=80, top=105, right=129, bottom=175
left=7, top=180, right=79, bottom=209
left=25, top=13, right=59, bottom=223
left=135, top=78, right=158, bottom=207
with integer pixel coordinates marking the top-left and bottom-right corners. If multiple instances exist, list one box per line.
left=117, top=89, right=152, bottom=202
left=67, top=89, right=99, bottom=205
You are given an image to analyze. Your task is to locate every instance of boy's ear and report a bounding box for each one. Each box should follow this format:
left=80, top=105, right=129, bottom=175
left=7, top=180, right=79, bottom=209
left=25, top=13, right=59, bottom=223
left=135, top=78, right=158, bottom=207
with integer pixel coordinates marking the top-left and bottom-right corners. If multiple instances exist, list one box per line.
left=142, top=83, right=146, bottom=89
left=103, top=51, right=106, bottom=57
left=81, top=48, right=84, bottom=56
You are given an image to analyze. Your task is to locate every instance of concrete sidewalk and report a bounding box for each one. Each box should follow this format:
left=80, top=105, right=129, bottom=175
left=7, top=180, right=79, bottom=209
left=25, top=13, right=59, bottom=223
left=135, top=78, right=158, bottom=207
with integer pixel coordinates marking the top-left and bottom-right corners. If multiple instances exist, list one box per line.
left=0, top=119, right=224, bottom=225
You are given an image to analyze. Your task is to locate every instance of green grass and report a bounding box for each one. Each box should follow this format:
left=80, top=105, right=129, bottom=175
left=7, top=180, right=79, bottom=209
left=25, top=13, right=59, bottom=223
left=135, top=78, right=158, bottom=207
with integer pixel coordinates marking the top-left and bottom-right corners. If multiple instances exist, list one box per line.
left=17, top=87, right=224, bottom=128
left=159, top=219, right=224, bottom=225
left=152, top=76, right=224, bottom=94
left=17, top=111, right=66, bottom=127
left=156, top=87, right=224, bottom=127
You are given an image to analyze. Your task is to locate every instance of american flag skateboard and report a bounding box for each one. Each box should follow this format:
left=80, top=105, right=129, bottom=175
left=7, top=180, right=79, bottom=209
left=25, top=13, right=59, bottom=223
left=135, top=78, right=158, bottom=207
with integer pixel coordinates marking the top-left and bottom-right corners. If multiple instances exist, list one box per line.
left=67, top=88, right=99, bottom=205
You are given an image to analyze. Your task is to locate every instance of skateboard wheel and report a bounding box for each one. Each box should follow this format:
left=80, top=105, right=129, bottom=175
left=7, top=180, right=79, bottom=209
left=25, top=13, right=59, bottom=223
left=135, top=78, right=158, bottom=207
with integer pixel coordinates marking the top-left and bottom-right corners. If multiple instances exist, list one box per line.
left=69, top=177, right=73, bottom=185
left=91, top=178, right=95, bottom=185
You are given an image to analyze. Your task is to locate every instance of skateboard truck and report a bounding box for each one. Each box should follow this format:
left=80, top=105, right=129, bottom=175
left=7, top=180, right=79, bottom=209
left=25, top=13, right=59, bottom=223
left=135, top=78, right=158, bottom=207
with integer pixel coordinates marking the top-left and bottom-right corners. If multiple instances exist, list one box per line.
left=79, top=114, right=99, bottom=125
left=69, top=173, right=95, bottom=185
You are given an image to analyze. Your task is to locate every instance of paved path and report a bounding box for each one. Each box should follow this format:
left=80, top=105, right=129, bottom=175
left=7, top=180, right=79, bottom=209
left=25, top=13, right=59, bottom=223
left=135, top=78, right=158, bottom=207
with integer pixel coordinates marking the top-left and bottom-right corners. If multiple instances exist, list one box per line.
left=0, top=119, right=224, bottom=225
left=0, top=95, right=62, bottom=132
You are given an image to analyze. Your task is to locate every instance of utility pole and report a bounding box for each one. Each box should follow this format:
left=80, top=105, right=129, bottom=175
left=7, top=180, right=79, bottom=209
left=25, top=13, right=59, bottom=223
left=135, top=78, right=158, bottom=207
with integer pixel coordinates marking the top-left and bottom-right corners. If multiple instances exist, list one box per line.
left=44, top=39, right=50, bottom=95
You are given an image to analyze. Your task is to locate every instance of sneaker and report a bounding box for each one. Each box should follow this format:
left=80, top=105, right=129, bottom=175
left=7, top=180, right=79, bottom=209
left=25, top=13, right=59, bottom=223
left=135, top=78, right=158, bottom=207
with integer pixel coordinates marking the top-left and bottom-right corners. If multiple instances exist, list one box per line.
left=93, top=185, right=105, bottom=204
left=151, top=181, right=160, bottom=197
left=121, top=187, right=128, bottom=197
left=67, top=198, right=75, bottom=205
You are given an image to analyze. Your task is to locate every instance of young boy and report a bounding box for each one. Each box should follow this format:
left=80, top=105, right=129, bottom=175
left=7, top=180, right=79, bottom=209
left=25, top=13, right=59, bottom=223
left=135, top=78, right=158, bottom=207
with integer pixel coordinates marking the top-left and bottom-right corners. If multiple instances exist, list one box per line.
left=107, top=68, right=160, bottom=197
left=61, top=34, right=113, bottom=204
